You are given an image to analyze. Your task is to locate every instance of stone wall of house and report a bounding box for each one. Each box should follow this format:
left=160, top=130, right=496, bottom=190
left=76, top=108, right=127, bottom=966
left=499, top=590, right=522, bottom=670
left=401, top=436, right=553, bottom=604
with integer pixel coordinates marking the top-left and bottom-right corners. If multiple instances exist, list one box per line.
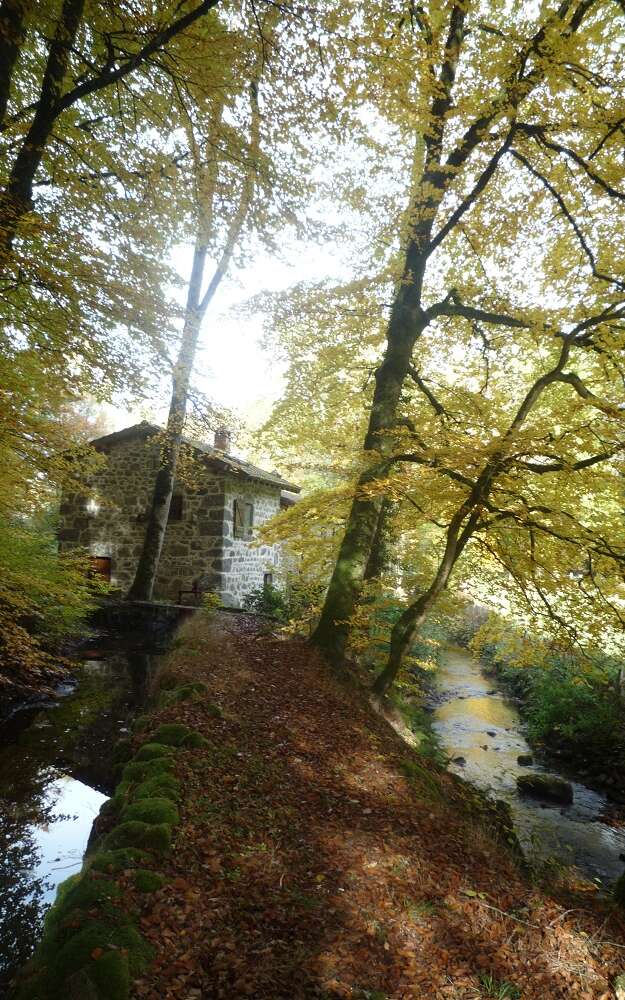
left=221, top=479, right=284, bottom=607
left=58, top=434, right=288, bottom=606
left=58, top=436, right=226, bottom=602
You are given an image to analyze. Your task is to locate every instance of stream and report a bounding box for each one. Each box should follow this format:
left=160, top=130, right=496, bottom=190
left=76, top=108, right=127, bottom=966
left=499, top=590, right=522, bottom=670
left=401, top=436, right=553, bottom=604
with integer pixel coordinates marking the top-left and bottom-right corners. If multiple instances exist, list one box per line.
left=0, top=639, right=165, bottom=996
left=432, top=646, right=625, bottom=887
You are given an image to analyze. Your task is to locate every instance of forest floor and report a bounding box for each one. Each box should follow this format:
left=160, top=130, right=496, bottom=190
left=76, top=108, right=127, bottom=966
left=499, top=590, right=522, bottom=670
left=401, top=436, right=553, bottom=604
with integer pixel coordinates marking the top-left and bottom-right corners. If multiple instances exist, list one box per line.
left=128, top=611, right=625, bottom=1000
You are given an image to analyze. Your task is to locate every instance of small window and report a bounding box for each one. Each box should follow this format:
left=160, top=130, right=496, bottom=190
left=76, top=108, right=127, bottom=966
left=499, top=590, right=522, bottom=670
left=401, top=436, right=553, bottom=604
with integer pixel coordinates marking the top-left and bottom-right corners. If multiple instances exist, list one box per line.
left=169, top=494, right=183, bottom=521
left=263, top=572, right=273, bottom=588
left=233, top=499, right=253, bottom=538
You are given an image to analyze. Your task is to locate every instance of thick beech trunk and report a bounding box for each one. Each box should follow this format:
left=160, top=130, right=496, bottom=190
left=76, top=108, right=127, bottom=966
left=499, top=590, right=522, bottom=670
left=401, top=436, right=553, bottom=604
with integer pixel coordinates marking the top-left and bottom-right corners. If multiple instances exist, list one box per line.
left=363, top=497, right=396, bottom=583
left=311, top=301, right=426, bottom=660
left=0, top=0, right=31, bottom=127
left=0, top=0, right=85, bottom=259
left=311, top=6, right=470, bottom=663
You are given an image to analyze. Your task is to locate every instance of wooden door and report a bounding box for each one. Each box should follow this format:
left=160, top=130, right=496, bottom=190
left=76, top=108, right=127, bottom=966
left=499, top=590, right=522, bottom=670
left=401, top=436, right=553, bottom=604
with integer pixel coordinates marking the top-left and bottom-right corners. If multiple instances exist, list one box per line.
left=90, top=556, right=111, bottom=582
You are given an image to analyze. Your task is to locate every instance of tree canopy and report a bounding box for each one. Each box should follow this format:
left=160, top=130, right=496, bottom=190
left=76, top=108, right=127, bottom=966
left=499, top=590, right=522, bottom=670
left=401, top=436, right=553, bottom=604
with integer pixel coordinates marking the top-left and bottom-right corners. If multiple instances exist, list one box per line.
left=256, top=0, right=625, bottom=692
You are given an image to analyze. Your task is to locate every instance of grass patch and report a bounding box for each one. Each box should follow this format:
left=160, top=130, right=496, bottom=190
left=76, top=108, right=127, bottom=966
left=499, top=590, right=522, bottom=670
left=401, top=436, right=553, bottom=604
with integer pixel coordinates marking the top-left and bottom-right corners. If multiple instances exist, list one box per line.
left=474, top=973, right=522, bottom=999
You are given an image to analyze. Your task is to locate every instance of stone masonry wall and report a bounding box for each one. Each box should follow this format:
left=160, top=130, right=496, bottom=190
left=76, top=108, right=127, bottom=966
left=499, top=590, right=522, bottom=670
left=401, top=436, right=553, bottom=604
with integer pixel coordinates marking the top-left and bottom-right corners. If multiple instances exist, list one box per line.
left=58, top=434, right=286, bottom=606
left=58, top=436, right=225, bottom=602
left=221, top=479, right=284, bottom=608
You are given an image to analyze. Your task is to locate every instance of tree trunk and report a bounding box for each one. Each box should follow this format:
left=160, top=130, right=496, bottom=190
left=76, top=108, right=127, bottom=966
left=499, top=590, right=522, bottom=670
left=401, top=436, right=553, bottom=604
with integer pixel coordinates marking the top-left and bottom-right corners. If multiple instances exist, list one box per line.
left=0, top=0, right=32, bottom=127
left=126, top=247, right=206, bottom=601
left=311, top=296, right=427, bottom=661
left=127, top=76, right=262, bottom=601
left=372, top=505, right=480, bottom=696
left=0, top=0, right=223, bottom=264
left=364, top=497, right=396, bottom=582
left=372, top=599, right=431, bottom=697
left=0, top=0, right=85, bottom=260
left=310, top=7, right=471, bottom=663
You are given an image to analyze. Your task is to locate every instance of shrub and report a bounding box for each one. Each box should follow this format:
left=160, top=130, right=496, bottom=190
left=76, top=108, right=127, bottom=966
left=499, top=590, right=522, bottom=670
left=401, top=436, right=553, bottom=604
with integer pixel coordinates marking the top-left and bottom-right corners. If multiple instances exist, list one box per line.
left=243, top=583, right=289, bottom=621
left=525, top=669, right=623, bottom=756
left=0, top=514, right=98, bottom=700
left=201, top=590, right=221, bottom=613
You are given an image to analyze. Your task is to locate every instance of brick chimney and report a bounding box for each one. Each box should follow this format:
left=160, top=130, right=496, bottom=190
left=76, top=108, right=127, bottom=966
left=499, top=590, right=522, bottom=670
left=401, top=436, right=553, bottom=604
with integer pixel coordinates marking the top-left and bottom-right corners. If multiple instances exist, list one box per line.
left=214, top=427, right=232, bottom=453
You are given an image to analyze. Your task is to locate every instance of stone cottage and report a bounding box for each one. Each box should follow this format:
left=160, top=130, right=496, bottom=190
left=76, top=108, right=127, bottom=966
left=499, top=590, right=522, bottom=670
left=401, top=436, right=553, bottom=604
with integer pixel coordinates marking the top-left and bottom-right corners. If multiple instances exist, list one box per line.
left=57, top=421, right=299, bottom=607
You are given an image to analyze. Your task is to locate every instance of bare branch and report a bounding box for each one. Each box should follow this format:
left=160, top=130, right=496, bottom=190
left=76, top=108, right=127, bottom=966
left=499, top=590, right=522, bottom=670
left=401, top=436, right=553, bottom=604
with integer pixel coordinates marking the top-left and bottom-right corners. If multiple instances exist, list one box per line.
left=510, top=148, right=625, bottom=291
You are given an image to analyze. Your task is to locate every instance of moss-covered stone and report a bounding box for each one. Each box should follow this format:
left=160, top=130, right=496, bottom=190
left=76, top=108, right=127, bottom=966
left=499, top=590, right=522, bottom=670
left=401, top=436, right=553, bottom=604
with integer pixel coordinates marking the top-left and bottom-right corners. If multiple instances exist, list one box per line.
left=121, top=797, right=179, bottom=827
left=57, top=875, right=121, bottom=914
left=150, top=723, right=207, bottom=748
left=121, top=755, right=173, bottom=783
left=89, top=848, right=151, bottom=875
left=131, top=714, right=151, bottom=733
left=111, top=737, right=133, bottom=765
left=88, top=948, right=130, bottom=999
left=134, top=741, right=176, bottom=762
left=516, top=773, right=573, bottom=804
left=50, top=918, right=153, bottom=984
left=96, top=795, right=124, bottom=822
left=104, top=820, right=172, bottom=854
left=133, top=869, right=165, bottom=893
left=158, top=681, right=208, bottom=707
left=63, top=968, right=100, bottom=999
left=53, top=873, right=81, bottom=906
left=132, top=774, right=180, bottom=801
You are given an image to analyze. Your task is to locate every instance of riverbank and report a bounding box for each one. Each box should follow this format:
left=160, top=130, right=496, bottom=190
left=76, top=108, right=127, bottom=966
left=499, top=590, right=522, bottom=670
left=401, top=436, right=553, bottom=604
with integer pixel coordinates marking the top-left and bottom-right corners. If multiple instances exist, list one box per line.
left=475, top=652, right=625, bottom=819
left=13, top=612, right=625, bottom=999
left=430, top=646, right=625, bottom=888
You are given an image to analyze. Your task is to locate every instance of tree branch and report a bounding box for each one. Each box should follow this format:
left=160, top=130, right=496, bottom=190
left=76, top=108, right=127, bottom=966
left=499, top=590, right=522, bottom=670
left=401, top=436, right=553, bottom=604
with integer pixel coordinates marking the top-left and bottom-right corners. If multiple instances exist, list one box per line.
left=510, top=148, right=625, bottom=290
left=55, top=0, right=222, bottom=114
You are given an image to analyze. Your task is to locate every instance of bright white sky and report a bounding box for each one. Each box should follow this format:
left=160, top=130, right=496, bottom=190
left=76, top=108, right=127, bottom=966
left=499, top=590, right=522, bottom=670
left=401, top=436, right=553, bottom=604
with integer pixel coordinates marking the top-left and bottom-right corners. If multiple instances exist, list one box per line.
left=117, top=235, right=342, bottom=449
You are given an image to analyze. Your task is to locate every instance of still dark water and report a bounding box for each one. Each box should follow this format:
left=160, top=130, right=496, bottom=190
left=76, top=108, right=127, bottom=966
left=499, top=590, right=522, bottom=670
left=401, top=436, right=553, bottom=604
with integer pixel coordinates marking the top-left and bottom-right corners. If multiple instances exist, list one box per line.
left=432, top=646, right=625, bottom=886
left=0, top=642, right=161, bottom=996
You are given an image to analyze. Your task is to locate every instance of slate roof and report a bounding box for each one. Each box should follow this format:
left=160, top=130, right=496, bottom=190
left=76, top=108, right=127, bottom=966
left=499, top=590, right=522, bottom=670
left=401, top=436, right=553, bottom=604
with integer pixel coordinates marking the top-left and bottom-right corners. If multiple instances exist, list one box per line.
left=90, top=421, right=300, bottom=494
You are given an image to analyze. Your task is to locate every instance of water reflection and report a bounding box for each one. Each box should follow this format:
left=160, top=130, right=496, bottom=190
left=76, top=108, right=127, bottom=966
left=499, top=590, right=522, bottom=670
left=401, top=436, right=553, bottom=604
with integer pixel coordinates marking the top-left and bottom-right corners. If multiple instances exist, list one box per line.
left=0, top=643, right=158, bottom=993
left=432, top=646, right=625, bottom=885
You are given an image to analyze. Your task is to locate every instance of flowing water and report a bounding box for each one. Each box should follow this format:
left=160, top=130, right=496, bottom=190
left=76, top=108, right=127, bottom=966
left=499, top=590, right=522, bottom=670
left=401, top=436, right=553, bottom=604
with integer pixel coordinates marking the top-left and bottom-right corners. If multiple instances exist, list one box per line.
left=431, top=646, right=625, bottom=886
left=0, top=641, right=162, bottom=996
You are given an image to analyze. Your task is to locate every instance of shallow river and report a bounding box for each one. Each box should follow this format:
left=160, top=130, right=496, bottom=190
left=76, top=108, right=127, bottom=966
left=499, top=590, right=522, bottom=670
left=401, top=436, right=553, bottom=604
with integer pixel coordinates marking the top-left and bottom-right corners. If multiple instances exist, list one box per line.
left=0, top=643, right=161, bottom=995
left=432, top=646, right=625, bottom=887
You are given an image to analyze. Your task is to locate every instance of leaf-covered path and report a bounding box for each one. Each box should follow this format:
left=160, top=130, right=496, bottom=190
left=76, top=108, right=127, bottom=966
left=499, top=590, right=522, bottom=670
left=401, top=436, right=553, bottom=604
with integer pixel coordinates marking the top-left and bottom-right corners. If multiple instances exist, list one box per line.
left=130, top=613, right=625, bottom=999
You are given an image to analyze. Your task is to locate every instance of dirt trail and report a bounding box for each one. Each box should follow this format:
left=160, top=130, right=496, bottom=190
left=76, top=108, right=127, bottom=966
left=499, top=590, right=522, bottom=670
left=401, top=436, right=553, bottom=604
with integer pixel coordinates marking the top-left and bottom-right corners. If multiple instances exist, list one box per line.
left=131, top=613, right=625, bottom=1000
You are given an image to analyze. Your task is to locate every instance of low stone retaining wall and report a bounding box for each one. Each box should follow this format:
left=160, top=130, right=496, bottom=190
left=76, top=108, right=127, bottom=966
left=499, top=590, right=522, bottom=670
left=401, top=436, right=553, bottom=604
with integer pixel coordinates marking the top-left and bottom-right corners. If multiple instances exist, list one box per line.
left=91, top=599, right=197, bottom=638
left=11, top=683, right=208, bottom=1000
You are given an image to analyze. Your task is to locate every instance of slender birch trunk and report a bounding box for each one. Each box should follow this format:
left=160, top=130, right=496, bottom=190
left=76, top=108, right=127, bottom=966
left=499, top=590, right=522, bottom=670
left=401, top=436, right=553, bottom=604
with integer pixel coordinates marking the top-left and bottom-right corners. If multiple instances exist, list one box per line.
left=372, top=332, right=581, bottom=694
left=127, top=79, right=262, bottom=601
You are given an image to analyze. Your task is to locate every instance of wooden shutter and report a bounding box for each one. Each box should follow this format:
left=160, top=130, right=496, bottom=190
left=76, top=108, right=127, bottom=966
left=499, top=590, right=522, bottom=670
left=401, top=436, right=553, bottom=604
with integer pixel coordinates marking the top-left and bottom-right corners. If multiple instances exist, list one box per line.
left=245, top=502, right=254, bottom=537
left=233, top=499, right=245, bottom=538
